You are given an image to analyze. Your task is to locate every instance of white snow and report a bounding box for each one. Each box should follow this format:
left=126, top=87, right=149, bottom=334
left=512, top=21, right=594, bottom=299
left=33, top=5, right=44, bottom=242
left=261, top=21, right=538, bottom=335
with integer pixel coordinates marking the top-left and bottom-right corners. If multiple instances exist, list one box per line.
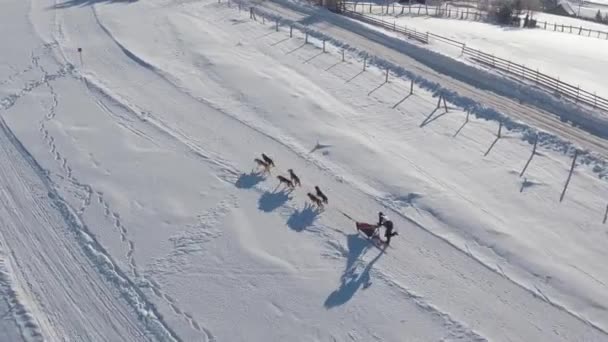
left=1, top=0, right=608, bottom=341
left=348, top=3, right=608, bottom=98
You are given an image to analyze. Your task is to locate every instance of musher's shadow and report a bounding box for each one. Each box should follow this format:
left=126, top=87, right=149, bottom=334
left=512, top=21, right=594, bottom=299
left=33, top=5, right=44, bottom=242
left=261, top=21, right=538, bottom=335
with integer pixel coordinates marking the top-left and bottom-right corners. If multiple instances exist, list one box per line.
left=324, top=234, right=383, bottom=308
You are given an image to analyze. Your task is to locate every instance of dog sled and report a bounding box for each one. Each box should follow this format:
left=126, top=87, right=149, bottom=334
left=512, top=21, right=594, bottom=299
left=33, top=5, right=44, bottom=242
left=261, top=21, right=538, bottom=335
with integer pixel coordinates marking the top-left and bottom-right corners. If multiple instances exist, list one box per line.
left=356, top=222, right=379, bottom=238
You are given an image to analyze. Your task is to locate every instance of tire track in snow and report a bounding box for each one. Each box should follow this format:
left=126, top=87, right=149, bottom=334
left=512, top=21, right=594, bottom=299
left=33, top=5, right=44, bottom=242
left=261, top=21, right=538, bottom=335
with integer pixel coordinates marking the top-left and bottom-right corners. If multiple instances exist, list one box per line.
left=0, top=246, right=44, bottom=342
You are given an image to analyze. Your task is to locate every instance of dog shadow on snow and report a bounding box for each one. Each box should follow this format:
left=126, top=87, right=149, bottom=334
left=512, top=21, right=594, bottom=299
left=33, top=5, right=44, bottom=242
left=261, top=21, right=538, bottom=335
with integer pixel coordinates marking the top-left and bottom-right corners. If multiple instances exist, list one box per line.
left=235, top=171, right=266, bottom=189
left=324, top=234, right=384, bottom=308
left=287, top=202, right=321, bottom=232
left=258, top=189, right=292, bottom=212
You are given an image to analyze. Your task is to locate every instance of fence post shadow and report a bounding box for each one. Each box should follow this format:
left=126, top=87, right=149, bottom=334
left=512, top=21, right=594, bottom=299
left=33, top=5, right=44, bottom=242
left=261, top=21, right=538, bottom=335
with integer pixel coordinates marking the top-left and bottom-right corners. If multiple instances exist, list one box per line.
left=559, top=150, right=579, bottom=202
left=484, top=121, right=502, bottom=157
left=453, top=110, right=470, bottom=137
left=368, top=80, right=388, bottom=96
left=392, top=79, right=414, bottom=108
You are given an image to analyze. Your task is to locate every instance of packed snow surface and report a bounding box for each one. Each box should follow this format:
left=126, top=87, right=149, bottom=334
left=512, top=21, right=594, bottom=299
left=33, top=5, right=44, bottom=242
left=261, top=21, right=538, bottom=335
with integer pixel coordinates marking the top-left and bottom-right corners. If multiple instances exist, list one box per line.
left=1, top=0, right=608, bottom=341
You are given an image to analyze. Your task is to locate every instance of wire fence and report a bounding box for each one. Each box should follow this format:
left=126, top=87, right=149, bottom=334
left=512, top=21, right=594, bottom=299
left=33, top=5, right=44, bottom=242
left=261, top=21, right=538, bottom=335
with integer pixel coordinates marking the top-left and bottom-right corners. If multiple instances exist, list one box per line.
left=341, top=8, right=608, bottom=113
left=345, top=2, right=608, bottom=40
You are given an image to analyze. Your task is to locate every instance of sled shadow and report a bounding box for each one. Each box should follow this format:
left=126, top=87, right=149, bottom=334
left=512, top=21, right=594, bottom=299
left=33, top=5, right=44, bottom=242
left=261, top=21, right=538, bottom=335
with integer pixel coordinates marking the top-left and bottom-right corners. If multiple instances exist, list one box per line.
left=235, top=172, right=265, bottom=189
left=287, top=203, right=320, bottom=232
left=324, top=234, right=382, bottom=308
left=258, top=190, right=290, bottom=212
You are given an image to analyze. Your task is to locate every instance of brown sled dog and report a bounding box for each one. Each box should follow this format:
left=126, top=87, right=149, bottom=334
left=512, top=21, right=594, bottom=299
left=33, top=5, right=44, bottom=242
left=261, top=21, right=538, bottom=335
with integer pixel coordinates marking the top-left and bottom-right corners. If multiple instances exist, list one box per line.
left=307, top=192, right=324, bottom=209
left=288, top=169, right=301, bottom=187
left=277, top=175, right=294, bottom=189
left=254, top=158, right=271, bottom=174
left=261, top=153, right=275, bottom=168
left=314, top=186, right=328, bottom=204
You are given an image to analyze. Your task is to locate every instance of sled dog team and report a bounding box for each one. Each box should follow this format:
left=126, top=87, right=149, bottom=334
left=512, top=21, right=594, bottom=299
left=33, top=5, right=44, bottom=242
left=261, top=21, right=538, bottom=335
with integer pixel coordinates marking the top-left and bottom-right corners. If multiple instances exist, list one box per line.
left=254, top=153, right=328, bottom=210
left=253, top=153, right=398, bottom=246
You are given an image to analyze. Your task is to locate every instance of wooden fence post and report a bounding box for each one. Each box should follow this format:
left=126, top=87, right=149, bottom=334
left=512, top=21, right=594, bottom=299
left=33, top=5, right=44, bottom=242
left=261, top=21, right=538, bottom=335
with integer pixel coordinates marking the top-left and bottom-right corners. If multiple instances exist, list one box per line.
left=323, top=40, right=326, bottom=52
left=305, top=31, right=308, bottom=43
left=560, top=150, right=579, bottom=202
left=594, top=92, right=597, bottom=108
left=385, top=67, right=389, bottom=82
left=497, top=121, right=502, bottom=138
left=363, top=57, right=367, bottom=71
left=276, top=19, right=279, bottom=31
left=410, top=79, right=414, bottom=95
left=341, top=49, right=345, bottom=62
left=443, top=96, right=448, bottom=112
left=290, top=25, right=293, bottom=38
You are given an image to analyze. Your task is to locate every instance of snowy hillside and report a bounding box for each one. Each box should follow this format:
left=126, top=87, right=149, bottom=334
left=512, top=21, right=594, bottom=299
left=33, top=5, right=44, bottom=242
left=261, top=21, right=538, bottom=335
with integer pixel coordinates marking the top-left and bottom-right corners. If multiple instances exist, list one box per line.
left=1, top=0, right=608, bottom=341
left=347, top=3, right=608, bottom=97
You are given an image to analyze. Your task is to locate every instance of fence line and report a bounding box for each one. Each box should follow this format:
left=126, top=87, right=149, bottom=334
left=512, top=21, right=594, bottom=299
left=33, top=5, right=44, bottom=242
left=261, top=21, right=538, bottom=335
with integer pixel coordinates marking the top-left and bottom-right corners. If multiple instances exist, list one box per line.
left=346, top=2, right=485, bottom=20
left=341, top=9, right=608, bottom=113
left=533, top=20, right=608, bottom=39
left=345, top=2, right=608, bottom=40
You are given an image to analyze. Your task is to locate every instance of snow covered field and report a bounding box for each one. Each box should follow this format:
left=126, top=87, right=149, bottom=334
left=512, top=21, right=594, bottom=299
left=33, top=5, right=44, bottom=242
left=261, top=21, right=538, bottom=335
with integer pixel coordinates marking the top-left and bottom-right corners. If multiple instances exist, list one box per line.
left=349, top=3, right=608, bottom=98
left=2, top=0, right=608, bottom=340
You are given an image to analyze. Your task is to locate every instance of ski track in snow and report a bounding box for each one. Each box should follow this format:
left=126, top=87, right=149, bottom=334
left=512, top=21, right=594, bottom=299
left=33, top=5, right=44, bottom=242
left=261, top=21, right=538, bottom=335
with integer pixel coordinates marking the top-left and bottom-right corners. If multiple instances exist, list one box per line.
left=0, top=249, right=43, bottom=342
